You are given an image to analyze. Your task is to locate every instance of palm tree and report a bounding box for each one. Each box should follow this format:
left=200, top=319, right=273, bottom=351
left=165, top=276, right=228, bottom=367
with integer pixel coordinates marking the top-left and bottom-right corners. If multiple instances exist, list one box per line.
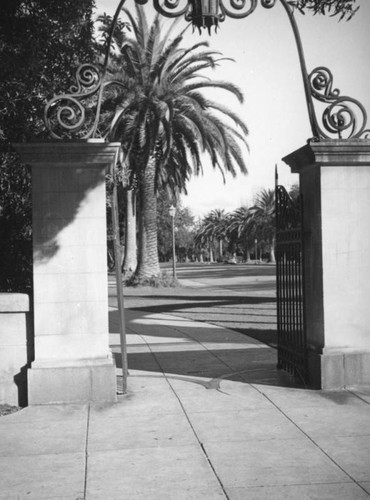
left=203, top=209, right=228, bottom=261
left=194, top=209, right=229, bottom=262
left=193, top=218, right=215, bottom=263
left=228, top=206, right=254, bottom=262
left=100, top=6, right=249, bottom=280
left=248, top=189, right=276, bottom=263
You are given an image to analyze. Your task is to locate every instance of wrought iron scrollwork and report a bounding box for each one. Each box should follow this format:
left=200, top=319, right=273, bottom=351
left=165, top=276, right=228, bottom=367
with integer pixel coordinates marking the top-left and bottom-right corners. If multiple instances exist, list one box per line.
left=220, top=0, right=257, bottom=19
left=152, top=0, right=190, bottom=18
left=309, top=67, right=370, bottom=139
left=44, top=64, right=102, bottom=139
left=43, top=0, right=369, bottom=141
left=44, top=64, right=127, bottom=140
left=261, top=0, right=276, bottom=8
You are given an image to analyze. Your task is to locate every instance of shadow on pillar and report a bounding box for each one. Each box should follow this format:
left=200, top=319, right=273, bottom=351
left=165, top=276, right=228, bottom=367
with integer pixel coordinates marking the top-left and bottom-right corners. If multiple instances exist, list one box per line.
left=32, top=166, right=107, bottom=263
left=13, top=300, right=34, bottom=407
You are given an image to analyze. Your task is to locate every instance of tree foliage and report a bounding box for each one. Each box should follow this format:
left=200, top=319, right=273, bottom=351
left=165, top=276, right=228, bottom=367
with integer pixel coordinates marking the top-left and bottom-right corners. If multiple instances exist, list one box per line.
left=248, top=189, right=276, bottom=262
left=194, top=209, right=229, bottom=261
left=156, top=189, right=195, bottom=262
left=194, top=188, right=278, bottom=263
left=228, top=206, right=255, bottom=261
left=0, top=0, right=96, bottom=292
left=0, top=151, right=32, bottom=292
left=296, top=0, right=359, bottom=20
left=0, top=0, right=96, bottom=141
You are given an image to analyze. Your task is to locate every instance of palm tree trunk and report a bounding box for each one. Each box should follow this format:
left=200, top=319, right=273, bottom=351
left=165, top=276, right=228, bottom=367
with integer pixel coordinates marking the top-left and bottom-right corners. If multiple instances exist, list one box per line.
left=135, top=154, right=161, bottom=280
left=219, top=239, right=223, bottom=260
left=122, top=188, right=137, bottom=275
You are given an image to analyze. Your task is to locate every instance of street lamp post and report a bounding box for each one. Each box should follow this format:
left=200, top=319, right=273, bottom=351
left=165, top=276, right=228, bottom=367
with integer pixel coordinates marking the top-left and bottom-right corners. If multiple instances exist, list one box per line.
left=255, top=238, right=258, bottom=265
left=169, top=205, right=177, bottom=281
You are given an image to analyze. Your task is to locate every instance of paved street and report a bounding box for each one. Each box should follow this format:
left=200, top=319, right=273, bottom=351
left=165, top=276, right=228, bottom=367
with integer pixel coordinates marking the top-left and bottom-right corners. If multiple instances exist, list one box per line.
left=163, top=262, right=277, bottom=294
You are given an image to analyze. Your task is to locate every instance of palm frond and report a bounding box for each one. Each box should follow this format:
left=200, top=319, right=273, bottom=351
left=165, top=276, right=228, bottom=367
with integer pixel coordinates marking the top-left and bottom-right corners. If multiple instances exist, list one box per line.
left=182, top=80, right=244, bottom=103
left=145, top=14, right=161, bottom=71
left=205, top=101, right=249, bottom=136
left=164, top=41, right=210, bottom=75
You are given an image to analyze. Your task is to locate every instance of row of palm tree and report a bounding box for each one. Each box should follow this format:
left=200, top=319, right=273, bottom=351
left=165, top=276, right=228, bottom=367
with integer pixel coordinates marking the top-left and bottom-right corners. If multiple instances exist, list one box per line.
left=98, top=5, right=249, bottom=280
left=194, top=188, right=276, bottom=263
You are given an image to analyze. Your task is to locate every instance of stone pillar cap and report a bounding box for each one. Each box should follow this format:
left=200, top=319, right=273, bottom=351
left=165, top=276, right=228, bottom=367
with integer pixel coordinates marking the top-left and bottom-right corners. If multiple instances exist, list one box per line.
left=13, top=141, right=122, bottom=167
left=283, top=139, right=370, bottom=173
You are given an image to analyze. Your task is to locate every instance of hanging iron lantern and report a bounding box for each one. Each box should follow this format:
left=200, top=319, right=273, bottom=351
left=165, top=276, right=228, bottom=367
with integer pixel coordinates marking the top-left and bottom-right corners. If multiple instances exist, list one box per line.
left=189, top=0, right=221, bottom=33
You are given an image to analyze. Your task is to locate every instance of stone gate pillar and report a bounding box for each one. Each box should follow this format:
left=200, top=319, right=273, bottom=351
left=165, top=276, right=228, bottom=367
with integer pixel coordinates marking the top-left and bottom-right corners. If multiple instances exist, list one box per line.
left=283, top=139, right=370, bottom=390
left=14, top=140, right=120, bottom=404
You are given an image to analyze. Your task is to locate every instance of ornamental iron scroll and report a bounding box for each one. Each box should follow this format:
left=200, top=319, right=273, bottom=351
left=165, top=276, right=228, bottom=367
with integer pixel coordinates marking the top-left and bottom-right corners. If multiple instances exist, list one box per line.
left=43, top=0, right=369, bottom=141
left=309, top=67, right=370, bottom=139
left=44, top=63, right=126, bottom=139
left=44, top=64, right=101, bottom=139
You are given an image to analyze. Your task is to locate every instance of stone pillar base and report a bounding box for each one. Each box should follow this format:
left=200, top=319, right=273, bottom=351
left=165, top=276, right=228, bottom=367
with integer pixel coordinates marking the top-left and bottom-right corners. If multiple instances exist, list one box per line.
left=308, top=349, right=370, bottom=390
left=28, top=357, right=117, bottom=405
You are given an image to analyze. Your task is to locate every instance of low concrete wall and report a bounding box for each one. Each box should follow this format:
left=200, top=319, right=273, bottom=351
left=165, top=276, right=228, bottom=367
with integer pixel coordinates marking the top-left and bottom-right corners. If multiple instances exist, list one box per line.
left=0, top=293, right=33, bottom=406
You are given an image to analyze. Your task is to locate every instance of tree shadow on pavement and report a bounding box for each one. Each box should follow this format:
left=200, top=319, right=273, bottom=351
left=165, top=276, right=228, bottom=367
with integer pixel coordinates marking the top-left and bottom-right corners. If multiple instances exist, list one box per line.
left=112, top=349, right=302, bottom=389
left=121, top=294, right=277, bottom=347
left=109, top=306, right=301, bottom=389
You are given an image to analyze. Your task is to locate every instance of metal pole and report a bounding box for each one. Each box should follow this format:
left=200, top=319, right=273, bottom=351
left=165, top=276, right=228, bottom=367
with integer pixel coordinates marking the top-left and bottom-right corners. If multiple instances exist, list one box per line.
left=111, top=165, right=128, bottom=394
left=92, top=0, right=127, bottom=138
left=279, top=0, right=321, bottom=139
left=255, top=239, right=258, bottom=265
left=172, top=215, right=177, bottom=280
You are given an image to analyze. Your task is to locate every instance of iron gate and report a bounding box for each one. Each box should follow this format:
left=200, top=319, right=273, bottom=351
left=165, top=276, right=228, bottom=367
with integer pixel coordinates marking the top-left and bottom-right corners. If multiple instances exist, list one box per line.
left=275, top=185, right=307, bottom=384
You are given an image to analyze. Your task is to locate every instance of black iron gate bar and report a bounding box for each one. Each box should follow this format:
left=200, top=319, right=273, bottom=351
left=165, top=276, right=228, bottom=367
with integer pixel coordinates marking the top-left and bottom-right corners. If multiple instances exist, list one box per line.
left=275, top=185, right=307, bottom=384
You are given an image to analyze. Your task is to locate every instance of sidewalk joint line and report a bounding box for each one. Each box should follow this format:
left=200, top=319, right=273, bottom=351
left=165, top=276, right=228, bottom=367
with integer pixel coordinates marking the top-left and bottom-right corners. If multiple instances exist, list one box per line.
left=134, top=332, right=230, bottom=497
left=348, top=388, right=370, bottom=406
left=166, top=375, right=231, bottom=500
left=252, top=386, right=370, bottom=495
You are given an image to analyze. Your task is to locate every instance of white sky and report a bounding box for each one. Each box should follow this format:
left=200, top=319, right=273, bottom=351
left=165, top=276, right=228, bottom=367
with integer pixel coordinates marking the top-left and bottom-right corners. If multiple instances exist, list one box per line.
left=95, top=0, right=370, bottom=217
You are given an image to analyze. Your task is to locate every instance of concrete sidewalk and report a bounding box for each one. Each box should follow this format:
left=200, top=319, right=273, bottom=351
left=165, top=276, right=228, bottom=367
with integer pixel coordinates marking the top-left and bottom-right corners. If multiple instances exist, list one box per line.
left=1, top=307, right=370, bottom=499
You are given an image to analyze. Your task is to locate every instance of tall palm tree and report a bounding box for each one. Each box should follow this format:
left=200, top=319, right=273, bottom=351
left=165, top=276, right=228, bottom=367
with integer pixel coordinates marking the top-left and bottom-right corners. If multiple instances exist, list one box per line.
left=194, top=209, right=229, bottom=262
left=228, top=206, right=254, bottom=262
left=203, top=209, right=228, bottom=261
left=193, top=218, right=214, bottom=263
left=248, top=188, right=276, bottom=263
left=101, top=7, right=249, bottom=280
